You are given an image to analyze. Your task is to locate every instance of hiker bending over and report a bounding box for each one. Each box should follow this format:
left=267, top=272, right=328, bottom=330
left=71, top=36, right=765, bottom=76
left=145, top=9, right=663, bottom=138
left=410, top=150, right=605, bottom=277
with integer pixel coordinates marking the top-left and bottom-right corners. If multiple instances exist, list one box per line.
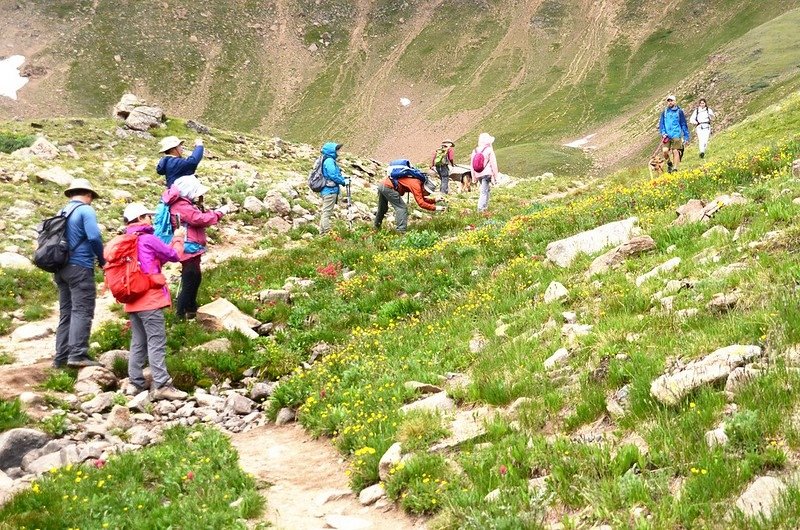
left=118, top=203, right=187, bottom=401
left=471, top=133, right=499, bottom=213
left=658, top=95, right=690, bottom=173
left=374, top=160, right=445, bottom=233
left=52, top=179, right=105, bottom=369
left=689, top=98, right=715, bottom=159
left=430, top=140, right=455, bottom=194
left=161, top=176, right=228, bottom=319
left=157, top=136, right=204, bottom=188
left=318, top=142, right=348, bottom=235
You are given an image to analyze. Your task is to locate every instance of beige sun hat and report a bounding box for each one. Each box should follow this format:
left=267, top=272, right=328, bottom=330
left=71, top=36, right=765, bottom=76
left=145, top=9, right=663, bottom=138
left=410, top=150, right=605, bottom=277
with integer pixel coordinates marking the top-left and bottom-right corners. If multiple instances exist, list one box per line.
left=123, top=203, right=156, bottom=223
left=666, top=94, right=677, bottom=101
left=158, top=136, right=184, bottom=153
left=64, top=178, right=100, bottom=199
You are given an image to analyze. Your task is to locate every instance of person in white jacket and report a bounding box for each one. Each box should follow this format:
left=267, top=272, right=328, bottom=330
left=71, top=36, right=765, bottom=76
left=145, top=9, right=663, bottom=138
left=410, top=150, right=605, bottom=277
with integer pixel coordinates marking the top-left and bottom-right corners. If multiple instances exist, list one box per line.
left=470, top=132, right=499, bottom=213
left=690, top=98, right=715, bottom=159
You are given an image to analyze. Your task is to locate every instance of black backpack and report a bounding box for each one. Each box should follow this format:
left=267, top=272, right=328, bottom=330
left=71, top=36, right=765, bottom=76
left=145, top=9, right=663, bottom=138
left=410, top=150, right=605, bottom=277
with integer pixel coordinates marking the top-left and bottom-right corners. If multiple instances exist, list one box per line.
left=308, top=155, right=329, bottom=192
left=33, top=203, right=87, bottom=273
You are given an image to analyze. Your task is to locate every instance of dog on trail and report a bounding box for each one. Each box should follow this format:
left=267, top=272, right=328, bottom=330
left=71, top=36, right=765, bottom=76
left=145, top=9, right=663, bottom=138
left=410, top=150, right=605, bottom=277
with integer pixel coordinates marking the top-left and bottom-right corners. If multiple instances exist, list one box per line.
left=648, top=145, right=666, bottom=177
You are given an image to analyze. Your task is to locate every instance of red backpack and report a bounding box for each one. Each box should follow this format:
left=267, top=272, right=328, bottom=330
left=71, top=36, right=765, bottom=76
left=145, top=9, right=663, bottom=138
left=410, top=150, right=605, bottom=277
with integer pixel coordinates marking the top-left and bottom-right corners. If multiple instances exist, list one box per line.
left=103, top=234, right=152, bottom=303
left=472, top=146, right=489, bottom=172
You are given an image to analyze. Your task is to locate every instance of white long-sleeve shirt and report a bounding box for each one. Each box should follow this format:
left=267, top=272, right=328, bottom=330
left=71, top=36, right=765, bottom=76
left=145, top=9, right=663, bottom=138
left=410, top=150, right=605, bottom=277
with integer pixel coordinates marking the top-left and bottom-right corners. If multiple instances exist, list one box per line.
left=690, top=107, right=715, bottom=126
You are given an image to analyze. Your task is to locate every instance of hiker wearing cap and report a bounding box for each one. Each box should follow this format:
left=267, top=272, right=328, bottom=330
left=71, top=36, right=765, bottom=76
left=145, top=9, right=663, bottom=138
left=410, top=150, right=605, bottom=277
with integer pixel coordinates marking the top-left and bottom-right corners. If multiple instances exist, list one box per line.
left=119, top=203, right=188, bottom=400
left=156, top=136, right=204, bottom=188
left=161, top=175, right=229, bottom=319
left=430, top=141, right=455, bottom=194
left=471, top=133, right=499, bottom=213
left=689, top=98, right=715, bottom=159
left=319, top=142, right=348, bottom=235
left=658, top=95, right=690, bottom=173
left=53, top=179, right=105, bottom=369
left=374, top=166, right=445, bottom=233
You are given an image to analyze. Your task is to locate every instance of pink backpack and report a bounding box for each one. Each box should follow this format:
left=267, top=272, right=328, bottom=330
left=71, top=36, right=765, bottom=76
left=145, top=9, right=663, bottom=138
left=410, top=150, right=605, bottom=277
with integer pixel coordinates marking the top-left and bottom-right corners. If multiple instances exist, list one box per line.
left=472, top=146, right=489, bottom=172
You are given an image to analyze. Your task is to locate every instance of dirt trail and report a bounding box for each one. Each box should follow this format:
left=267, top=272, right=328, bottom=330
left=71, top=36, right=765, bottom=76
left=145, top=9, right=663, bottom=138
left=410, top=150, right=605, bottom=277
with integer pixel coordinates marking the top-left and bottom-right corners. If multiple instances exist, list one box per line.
left=232, top=424, right=427, bottom=530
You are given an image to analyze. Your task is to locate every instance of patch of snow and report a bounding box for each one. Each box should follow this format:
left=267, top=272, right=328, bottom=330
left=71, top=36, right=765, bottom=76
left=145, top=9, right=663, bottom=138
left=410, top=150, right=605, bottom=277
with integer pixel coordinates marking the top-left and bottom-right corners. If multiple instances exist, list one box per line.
left=564, top=133, right=596, bottom=149
left=400, top=97, right=411, bottom=107
left=0, top=56, right=29, bottom=101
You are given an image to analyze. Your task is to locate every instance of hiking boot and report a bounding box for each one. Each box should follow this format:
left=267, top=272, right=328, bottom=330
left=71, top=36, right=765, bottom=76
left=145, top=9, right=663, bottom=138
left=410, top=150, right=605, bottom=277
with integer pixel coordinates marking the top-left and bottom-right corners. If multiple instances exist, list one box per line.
left=151, top=385, right=188, bottom=401
left=67, top=357, right=102, bottom=368
left=52, top=360, right=67, bottom=369
left=700, top=152, right=705, bottom=159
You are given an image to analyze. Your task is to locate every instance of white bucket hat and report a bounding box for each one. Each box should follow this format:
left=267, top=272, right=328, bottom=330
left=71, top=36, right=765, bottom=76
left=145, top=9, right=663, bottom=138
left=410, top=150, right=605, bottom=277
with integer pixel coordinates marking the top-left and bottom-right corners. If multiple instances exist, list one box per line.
left=666, top=94, right=677, bottom=101
left=64, top=178, right=100, bottom=199
left=123, top=203, right=155, bottom=223
left=158, top=136, right=184, bottom=153
left=174, top=175, right=209, bottom=200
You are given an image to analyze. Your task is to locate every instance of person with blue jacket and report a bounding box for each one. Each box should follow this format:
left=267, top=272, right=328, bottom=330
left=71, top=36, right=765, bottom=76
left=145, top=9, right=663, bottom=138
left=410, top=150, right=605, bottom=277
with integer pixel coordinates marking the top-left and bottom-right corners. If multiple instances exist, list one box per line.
left=658, top=94, right=691, bottom=173
left=156, top=136, right=204, bottom=187
left=54, top=179, right=105, bottom=369
left=318, top=142, right=349, bottom=235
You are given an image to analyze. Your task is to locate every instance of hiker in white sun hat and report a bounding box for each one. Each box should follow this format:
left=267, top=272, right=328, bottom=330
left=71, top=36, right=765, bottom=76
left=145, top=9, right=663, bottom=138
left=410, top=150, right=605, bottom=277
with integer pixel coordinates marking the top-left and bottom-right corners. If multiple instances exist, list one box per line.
left=470, top=132, right=499, bottom=214
left=156, top=135, right=205, bottom=187
left=658, top=94, right=690, bottom=173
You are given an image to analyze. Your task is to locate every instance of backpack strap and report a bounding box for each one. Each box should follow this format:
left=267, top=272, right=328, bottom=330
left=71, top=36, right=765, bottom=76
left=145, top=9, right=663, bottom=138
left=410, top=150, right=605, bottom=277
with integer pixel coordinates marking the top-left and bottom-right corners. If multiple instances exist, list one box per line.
left=61, top=203, right=89, bottom=252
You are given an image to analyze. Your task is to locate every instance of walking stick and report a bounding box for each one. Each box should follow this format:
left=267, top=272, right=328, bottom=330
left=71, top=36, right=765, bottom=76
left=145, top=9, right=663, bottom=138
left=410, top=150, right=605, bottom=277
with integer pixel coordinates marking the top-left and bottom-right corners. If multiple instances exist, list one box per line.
left=347, top=182, right=353, bottom=231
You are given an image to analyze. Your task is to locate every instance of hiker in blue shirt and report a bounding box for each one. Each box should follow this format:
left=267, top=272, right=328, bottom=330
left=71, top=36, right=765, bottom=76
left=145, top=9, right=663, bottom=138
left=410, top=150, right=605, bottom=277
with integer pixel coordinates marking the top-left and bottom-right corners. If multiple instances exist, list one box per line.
left=658, top=94, right=690, bottom=173
left=54, top=179, right=105, bottom=369
left=156, top=136, right=204, bottom=187
left=318, top=142, right=348, bottom=235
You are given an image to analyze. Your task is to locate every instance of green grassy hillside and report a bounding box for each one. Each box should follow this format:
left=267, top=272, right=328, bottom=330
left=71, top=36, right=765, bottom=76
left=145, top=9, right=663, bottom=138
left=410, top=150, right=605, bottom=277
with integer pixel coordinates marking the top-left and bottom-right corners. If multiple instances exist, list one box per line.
left=3, top=0, right=800, bottom=176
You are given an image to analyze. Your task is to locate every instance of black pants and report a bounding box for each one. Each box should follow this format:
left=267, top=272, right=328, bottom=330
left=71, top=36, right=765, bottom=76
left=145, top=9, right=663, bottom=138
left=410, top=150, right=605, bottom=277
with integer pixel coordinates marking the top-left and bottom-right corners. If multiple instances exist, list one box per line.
left=177, top=255, right=202, bottom=317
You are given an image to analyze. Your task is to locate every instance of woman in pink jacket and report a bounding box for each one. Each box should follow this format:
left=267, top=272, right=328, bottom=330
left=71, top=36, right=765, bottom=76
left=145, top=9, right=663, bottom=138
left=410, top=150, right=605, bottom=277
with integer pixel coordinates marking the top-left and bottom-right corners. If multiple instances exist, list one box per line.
left=470, top=132, right=499, bottom=213
left=161, top=175, right=228, bottom=319
left=121, top=203, right=187, bottom=401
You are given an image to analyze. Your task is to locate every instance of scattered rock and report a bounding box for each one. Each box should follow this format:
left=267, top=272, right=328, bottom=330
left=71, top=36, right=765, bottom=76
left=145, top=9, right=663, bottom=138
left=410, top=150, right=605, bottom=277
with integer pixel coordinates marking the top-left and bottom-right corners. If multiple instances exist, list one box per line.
left=0, top=252, right=34, bottom=270
left=128, top=391, right=151, bottom=412
left=429, top=407, right=491, bottom=452
left=75, top=366, right=117, bottom=393
left=128, top=425, right=156, bottom=446
left=265, top=216, right=292, bottom=234
left=378, top=442, right=403, bottom=481
left=35, top=166, right=73, bottom=186
left=358, top=483, right=386, bottom=506
left=469, top=334, right=487, bottom=353
left=707, top=291, right=741, bottom=314
left=11, top=323, right=53, bottom=342
left=25, top=450, right=62, bottom=474
left=673, top=199, right=706, bottom=225
left=264, top=192, right=291, bottom=217
left=544, top=348, right=570, bottom=370
left=113, top=93, right=143, bottom=119
left=192, top=338, right=232, bottom=353
left=275, top=407, right=295, bottom=425
left=98, top=349, right=129, bottom=369
left=125, top=106, right=165, bottom=131
left=243, top=196, right=266, bottom=214
left=705, top=427, right=729, bottom=448
left=650, top=345, right=762, bottom=405
left=258, top=289, right=291, bottom=303
left=606, top=385, right=630, bottom=419
left=724, top=366, right=762, bottom=394
left=314, top=488, right=354, bottom=506
left=675, top=308, right=699, bottom=320
left=81, top=392, right=115, bottom=414
left=324, top=514, right=372, bottom=530
left=400, top=392, right=456, bottom=414
left=702, top=225, right=730, bottom=239
left=635, top=257, right=681, bottom=287
left=404, top=381, right=443, bottom=394
left=586, top=235, right=656, bottom=277
left=562, top=311, right=577, bottom=324
left=0, top=428, right=49, bottom=471
left=28, top=137, right=60, bottom=160
left=734, top=476, right=786, bottom=521
left=194, top=392, right=225, bottom=411
left=546, top=217, right=639, bottom=268
left=105, top=405, right=134, bottom=431
left=196, top=298, right=261, bottom=339
left=225, top=393, right=255, bottom=415
left=544, top=282, right=569, bottom=303
left=250, top=381, right=278, bottom=401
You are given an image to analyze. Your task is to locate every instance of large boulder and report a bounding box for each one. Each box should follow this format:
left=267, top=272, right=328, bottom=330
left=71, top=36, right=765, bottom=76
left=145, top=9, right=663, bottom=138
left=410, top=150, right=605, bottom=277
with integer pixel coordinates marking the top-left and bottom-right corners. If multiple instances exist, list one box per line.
left=113, top=93, right=144, bottom=119
left=27, top=137, right=60, bottom=160
left=400, top=392, right=455, bottom=414
left=0, top=252, right=34, bottom=270
left=650, top=345, right=762, bottom=405
left=543, top=281, right=569, bottom=303
left=35, top=166, right=73, bottom=187
left=125, top=106, right=165, bottom=131
left=586, top=235, right=656, bottom=277
left=196, top=298, right=261, bottom=339
left=264, top=192, right=291, bottom=217
left=11, top=323, right=53, bottom=342
left=429, top=407, right=491, bottom=452
left=265, top=216, right=292, bottom=234
left=734, top=476, right=786, bottom=521
left=378, top=442, right=403, bottom=481
left=0, top=428, right=50, bottom=471
left=546, top=217, right=639, bottom=268
left=635, top=257, right=681, bottom=287
left=243, top=196, right=266, bottom=214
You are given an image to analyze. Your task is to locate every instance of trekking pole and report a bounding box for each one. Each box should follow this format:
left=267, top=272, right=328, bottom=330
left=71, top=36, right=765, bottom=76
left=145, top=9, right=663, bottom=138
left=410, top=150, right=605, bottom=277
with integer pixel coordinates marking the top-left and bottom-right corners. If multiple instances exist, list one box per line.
left=347, top=182, right=353, bottom=231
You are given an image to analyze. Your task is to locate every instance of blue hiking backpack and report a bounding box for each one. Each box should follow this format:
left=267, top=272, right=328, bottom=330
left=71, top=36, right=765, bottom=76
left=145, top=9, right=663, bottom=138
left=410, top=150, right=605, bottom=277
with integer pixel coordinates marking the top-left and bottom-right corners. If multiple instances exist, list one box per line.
left=387, top=159, right=427, bottom=190
left=153, top=201, right=174, bottom=244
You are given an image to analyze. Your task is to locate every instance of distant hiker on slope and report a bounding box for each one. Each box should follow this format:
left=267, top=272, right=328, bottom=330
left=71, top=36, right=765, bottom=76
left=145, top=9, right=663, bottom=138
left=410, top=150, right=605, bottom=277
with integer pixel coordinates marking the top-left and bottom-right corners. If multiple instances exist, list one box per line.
left=689, top=98, right=715, bottom=159
left=161, top=175, right=229, bottom=319
left=117, top=203, right=187, bottom=400
left=374, top=160, right=446, bottom=233
left=470, top=133, right=499, bottom=213
left=157, top=136, right=204, bottom=188
left=430, top=140, right=455, bottom=195
left=52, top=179, right=105, bottom=368
left=659, top=95, right=690, bottom=173
left=317, top=142, right=349, bottom=235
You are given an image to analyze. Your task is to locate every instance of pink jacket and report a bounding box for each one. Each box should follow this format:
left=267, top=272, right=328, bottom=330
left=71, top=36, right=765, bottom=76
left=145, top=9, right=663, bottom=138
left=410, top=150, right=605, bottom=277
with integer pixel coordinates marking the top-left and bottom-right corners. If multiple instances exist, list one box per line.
left=161, top=185, right=223, bottom=262
left=471, top=133, right=499, bottom=182
left=123, top=224, right=182, bottom=313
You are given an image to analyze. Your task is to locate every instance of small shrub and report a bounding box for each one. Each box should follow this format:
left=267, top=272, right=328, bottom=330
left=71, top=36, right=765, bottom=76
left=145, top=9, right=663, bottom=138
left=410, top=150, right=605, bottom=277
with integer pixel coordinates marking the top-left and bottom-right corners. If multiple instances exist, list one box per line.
left=90, top=321, right=131, bottom=353
left=0, top=131, right=35, bottom=154
left=399, top=230, right=440, bottom=250
left=39, top=411, right=69, bottom=437
left=39, top=370, right=76, bottom=393
left=397, top=410, right=450, bottom=452
left=0, top=352, right=15, bottom=365
left=0, top=398, right=29, bottom=432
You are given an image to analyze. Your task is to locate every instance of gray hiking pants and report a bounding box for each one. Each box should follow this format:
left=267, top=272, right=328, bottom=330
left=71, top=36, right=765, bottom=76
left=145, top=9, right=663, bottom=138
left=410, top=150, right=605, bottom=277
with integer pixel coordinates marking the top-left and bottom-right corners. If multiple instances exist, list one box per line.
left=435, top=165, right=450, bottom=194
left=319, top=193, right=338, bottom=234
left=128, top=309, right=171, bottom=389
left=477, top=177, right=491, bottom=212
left=374, top=183, right=408, bottom=233
left=54, top=264, right=96, bottom=365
